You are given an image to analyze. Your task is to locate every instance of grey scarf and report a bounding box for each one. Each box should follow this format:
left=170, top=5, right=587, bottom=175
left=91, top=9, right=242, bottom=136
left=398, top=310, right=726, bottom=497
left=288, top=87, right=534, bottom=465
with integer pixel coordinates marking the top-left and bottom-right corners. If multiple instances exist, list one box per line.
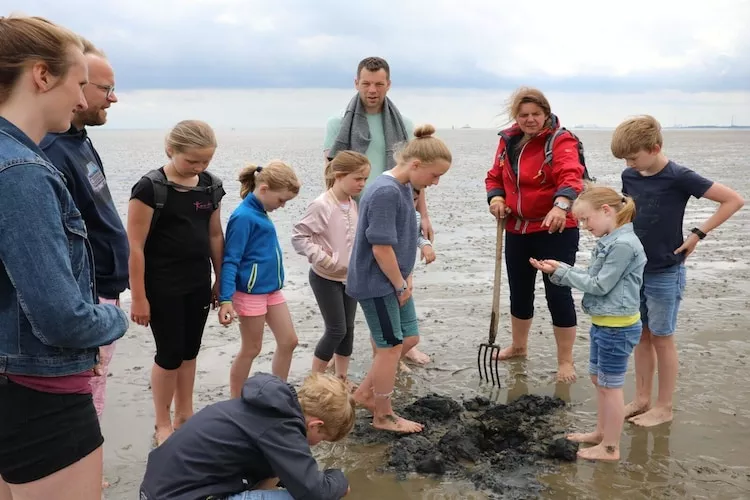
left=327, top=94, right=409, bottom=170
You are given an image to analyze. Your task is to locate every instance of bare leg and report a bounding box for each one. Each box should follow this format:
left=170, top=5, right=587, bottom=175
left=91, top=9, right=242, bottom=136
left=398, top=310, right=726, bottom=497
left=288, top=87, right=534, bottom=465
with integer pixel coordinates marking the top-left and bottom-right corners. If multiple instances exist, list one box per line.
left=173, top=358, right=197, bottom=429
left=333, top=354, right=350, bottom=381
left=0, top=477, right=11, bottom=500
left=312, top=356, right=330, bottom=374
left=398, top=336, right=420, bottom=373
left=568, top=375, right=604, bottom=444
left=554, top=325, right=577, bottom=383
left=578, top=386, right=625, bottom=461
left=230, top=315, right=265, bottom=398
left=629, top=334, right=676, bottom=427
left=368, top=345, right=423, bottom=433
left=151, top=363, right=178, bottom=445
left=493, top=315, right=531, bottom=360
left=265, top=303, right=298, bottom=382
left=8, top=446, right=102, bottom=500
left=624, top=326, right=655, bottom=419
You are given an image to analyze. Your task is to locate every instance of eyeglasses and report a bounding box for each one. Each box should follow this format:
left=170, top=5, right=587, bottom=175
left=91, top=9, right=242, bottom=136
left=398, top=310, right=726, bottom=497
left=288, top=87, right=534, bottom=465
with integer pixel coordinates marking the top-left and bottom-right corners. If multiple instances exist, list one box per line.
left=90, top=82, right=115, bottom=99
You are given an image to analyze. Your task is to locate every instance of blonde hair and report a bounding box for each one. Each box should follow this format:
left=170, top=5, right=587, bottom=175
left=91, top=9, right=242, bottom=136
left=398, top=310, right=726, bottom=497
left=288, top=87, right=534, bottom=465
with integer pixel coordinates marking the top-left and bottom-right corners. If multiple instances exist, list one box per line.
left=297, top=372, right=355, bottom=442
left=0, top=14, right=84, bottom=105
left=574, top=185, right=636, bottom=227
left=79, top=36, right=106, bottom=57
left=611, top=115, right=663, bottom=159
left=165, top=120, right=217, bottom=157
left=505, top=86, right=552, bottom=128
left=239, top=160, right=301, bottom=199
left=396, top=124, right=452, bottom=165
left=325, top=150, right=370, bottom=189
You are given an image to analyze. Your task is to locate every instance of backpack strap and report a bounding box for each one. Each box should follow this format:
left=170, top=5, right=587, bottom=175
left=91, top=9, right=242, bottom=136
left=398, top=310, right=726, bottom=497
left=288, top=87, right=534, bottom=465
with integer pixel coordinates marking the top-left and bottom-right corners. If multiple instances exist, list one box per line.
left=202, top=171, right=224, bottom=210
left=142, top=169, right=169, bottom=234
left=543, top=128, right=568, bottom=166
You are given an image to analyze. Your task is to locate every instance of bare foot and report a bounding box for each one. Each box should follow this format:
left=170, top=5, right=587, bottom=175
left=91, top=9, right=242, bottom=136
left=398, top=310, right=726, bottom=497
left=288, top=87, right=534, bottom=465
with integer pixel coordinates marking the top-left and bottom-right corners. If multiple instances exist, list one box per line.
left=628, top=406, right=673, bottom=427
left=372, top=413, right=424, bottom=434
left=405, top=348, right=431, bottom=365
left=624, top=400, right=650, bottom=419
left=398, top=361, right=413, bottom=373
left=173, top=414, right=192, bottom=430
left=154, top=425, right=173, bottom=447
left=567, top=431, right=603, bottom=444
left=577, top=443, right=620, bottom=461
left=556, top=362, right=577, bottom=383
left=492, top=345, right=527, bottom=361
left=352, top=390, right=376, bottom=413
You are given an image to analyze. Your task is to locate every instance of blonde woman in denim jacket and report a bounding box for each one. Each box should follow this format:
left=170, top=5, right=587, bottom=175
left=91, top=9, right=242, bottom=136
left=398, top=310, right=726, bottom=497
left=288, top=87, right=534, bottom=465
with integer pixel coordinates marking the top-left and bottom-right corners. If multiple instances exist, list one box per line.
left=531, top=186, right=646, bottom=462
left=0, top=16, right=128, bottom=500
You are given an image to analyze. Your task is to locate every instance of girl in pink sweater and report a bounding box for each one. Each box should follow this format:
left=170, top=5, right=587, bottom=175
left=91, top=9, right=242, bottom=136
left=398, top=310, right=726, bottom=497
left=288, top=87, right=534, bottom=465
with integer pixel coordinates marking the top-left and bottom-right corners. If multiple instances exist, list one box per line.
left=292, top=151, right=371, bottom=383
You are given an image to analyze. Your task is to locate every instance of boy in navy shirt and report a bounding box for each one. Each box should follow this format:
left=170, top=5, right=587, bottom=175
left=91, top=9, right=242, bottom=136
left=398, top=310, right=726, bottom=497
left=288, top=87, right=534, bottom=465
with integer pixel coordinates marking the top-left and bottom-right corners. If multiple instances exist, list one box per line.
left=612, top=115, right=744, bottom=427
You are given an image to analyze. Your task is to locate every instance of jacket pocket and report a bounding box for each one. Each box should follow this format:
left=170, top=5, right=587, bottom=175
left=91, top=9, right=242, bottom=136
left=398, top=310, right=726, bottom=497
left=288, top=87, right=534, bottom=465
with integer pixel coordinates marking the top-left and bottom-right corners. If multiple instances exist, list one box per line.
left=63, top=209, right=88, bottom=278
left=246, top=263, right=258, bottom=293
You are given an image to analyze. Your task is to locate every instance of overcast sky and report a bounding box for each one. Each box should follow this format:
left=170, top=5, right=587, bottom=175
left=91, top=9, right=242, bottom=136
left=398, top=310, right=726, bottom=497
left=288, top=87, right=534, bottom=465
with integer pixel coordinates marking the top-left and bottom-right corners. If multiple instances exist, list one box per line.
left=13, top=0, right=750, bottom=128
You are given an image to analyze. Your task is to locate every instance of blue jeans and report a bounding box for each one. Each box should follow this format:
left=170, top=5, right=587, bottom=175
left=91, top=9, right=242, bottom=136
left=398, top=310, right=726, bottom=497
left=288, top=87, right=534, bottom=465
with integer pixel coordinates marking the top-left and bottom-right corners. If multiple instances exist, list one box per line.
left=640, top=264, right=686, bottom=336
left=225, top=490, right=294, bottom=500
left=588, top=322, right=642, bottom=388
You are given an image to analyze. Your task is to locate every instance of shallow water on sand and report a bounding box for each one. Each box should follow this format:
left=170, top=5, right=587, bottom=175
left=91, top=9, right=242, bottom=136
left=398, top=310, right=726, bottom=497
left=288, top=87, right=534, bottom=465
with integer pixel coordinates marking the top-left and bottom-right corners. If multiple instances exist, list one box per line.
left=91, top=127, right=750, bottom=499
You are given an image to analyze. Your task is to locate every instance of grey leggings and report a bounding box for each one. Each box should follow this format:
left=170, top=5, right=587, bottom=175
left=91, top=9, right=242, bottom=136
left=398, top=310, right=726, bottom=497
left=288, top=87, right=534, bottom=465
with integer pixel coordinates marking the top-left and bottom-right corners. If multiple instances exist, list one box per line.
left=309, top=269, right=357, bottom=361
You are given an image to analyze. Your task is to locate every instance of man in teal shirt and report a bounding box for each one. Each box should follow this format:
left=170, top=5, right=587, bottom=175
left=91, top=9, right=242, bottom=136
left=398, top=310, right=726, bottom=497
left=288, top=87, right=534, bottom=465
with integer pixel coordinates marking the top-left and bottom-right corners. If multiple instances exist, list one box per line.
left=323, top=56, right=433, bottom=242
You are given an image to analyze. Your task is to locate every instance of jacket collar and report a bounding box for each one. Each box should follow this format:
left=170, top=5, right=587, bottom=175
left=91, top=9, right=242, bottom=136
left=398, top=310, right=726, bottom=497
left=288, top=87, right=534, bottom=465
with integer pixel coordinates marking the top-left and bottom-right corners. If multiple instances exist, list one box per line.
left=0, top=116, right=46, bottom=157
left=598, top=222, right=635, bottom=248
left=244, top=193, right=267, bottom=214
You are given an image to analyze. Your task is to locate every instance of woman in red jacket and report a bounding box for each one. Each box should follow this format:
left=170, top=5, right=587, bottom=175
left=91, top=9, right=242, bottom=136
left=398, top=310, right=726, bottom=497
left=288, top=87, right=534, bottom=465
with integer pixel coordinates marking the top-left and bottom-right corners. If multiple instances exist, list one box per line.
left=485, top=87, right=584, bottom=383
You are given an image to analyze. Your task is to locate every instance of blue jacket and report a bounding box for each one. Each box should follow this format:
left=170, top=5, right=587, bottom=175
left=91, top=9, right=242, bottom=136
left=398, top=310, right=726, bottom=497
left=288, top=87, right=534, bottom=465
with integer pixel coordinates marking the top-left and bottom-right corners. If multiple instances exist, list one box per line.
left=0, top=117, right=128, bottom=377
left=219, top=194, right=284, bottom=302
left=139, top=373, right=349, bottom=500
left=41, top=126, right=130, bottom=299
left=551, top=223, right=646, bottom=317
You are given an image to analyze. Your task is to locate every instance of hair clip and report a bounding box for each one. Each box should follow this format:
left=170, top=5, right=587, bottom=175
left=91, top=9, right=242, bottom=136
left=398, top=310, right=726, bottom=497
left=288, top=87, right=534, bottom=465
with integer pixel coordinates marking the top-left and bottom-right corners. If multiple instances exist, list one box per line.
left=256, top=166, right=263, bottom=173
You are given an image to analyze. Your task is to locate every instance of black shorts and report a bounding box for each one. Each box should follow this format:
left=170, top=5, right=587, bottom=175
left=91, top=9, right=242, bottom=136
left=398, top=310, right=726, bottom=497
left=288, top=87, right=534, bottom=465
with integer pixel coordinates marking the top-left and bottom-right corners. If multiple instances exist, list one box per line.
left=148, top=286, right=212, bottom=370
left=0, top=377, right=103, bottom=484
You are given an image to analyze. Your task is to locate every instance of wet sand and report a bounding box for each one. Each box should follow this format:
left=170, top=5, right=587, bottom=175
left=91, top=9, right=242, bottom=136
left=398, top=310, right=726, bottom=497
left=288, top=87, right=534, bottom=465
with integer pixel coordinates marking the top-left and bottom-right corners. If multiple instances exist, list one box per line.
left=93, top=128, right=750, bottom=499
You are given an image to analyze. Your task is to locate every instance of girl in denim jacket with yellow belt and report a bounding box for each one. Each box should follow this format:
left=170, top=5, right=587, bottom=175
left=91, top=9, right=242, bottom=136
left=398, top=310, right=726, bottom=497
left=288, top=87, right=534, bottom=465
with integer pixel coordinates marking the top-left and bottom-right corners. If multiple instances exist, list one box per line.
left=531, top=186, right=646, bottom=462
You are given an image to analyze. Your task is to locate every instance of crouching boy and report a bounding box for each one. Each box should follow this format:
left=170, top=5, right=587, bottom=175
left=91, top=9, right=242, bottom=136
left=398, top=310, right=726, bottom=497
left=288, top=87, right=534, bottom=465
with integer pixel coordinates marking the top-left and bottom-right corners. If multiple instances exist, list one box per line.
left=139, top=372, right=355, bottom=500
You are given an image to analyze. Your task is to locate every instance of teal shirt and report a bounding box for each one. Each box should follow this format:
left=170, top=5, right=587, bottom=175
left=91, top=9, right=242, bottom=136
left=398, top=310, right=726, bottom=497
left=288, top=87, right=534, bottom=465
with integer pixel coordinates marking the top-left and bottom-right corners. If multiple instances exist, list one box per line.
left=323, top=112, right=414, bottom=190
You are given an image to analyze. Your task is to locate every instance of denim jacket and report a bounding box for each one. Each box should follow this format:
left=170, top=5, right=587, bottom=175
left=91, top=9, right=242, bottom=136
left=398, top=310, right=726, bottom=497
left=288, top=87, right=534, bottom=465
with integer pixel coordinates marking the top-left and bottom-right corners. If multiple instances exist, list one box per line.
left=551, top=223, right=646, bottom=317
left=0, top=118, right=128, bottom=377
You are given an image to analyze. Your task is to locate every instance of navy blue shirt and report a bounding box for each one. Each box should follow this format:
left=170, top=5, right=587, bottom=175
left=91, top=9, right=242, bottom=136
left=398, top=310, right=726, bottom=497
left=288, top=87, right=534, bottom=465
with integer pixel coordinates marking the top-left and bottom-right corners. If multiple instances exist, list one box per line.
left=41, top=127, right=130, bottom=299
left=622, top=161, right=713, bottom=273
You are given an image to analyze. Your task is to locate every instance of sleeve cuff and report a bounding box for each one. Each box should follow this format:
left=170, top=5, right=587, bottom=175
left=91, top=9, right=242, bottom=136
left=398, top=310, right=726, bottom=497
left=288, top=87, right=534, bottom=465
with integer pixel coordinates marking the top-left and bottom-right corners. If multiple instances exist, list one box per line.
left=554, top=187, right=578, bottom=200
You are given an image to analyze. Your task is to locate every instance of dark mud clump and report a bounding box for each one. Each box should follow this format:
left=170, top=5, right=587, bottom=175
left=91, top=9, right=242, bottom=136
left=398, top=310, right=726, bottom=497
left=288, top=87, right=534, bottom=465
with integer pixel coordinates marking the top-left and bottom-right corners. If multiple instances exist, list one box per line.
left=350, top=394, right=578, bottom=499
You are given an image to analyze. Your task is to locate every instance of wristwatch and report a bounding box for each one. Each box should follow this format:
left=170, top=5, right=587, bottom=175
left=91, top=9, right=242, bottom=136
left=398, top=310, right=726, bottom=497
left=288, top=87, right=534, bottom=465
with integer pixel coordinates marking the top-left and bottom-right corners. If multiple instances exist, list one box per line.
left=395, top=281, right=408, bottom=296
left=690, top=227, right=707, bottom=239
left=553, top=199, right=571, bottom=212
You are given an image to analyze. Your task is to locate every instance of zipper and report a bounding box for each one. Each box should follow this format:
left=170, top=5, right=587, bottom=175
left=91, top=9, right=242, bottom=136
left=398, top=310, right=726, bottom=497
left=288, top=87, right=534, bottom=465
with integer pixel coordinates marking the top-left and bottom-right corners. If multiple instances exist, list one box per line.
left=276, top=246, right=282, bottom=288
left=246, top=263, right=257, bottom=293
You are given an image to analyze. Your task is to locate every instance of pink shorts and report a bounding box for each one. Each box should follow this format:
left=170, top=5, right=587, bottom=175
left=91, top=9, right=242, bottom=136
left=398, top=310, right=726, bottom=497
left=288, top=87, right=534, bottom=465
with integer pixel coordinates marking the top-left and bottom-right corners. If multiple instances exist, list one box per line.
left=232, top=290, right=286, bottom=317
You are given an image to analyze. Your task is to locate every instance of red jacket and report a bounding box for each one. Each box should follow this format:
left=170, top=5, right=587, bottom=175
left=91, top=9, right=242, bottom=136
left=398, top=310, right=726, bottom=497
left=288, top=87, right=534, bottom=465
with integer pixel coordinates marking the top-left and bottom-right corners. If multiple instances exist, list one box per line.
left=485, top=116, right=584, bottom=235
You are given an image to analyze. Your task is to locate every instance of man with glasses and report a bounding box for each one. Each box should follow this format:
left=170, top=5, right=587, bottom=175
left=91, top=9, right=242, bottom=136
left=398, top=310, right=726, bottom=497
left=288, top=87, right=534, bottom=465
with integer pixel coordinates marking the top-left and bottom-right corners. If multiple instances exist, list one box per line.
left=40, top=38, right=128, bottom=429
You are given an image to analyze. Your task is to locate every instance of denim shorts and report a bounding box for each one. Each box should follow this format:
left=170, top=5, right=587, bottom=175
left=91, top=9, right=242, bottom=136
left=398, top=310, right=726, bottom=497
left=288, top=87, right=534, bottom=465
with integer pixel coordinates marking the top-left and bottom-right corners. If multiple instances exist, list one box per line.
left=224, top=490, right=293, bottom=500
left=640, top=264, right=687, bottom=336
left=359, top=294, right=419, bottom=349
left=589, top=322, right=642, bottom=388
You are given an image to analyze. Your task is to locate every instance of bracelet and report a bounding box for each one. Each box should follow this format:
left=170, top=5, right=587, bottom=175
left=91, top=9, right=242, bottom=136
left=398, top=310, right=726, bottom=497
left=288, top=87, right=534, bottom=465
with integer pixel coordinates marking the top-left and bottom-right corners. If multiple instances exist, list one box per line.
left=690, top=227, right=707, bottom=240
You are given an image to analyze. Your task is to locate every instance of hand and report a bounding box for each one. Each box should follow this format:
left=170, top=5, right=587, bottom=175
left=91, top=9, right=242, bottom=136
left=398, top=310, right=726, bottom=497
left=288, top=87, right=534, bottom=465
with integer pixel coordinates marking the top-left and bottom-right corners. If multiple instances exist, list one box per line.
left=218, top=302, right=236, bottom=326
left=344, top=486, right=351, bottom=497
left=130, top=296, right=150, bottom=327
left=674, top=233, right=700, bottom=259
left=542, top=206, right=567, bottom=233
left=421, top=245, right=436, bottom=264
left=211, top=281, right=220, bottom=310
left=529, top=257, right=560, bottom=274
left=421, top=215, right=435, bottom=243
left=397, top=287, right=412, bottom=307
left=489, top=199, right=510, bottom=219
left=92, top=346, right=105, bottom=376
left=407, top=274, right=413, bottom=293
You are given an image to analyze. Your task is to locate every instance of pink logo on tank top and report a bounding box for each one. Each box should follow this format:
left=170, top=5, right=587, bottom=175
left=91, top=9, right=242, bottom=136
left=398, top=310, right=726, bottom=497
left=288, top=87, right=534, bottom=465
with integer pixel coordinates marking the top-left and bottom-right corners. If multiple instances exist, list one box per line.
left=193, top=201, right=213, bottom=211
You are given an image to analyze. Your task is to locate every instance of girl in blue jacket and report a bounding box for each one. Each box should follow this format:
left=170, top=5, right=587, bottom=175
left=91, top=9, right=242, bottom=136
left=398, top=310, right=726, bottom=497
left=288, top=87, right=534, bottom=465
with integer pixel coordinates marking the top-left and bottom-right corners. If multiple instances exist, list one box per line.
left=219, top=161, right=301, bottom=398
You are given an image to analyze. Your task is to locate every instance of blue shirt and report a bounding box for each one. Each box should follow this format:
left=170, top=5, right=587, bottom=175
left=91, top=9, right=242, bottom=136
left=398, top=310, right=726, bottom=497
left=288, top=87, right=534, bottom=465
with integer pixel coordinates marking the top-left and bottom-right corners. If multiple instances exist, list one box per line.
left=622, top=161, right=713, bottom=273
left=219, top=193, right=285, bottom=301
left=551, top=223, right=646, bottom=317
left=345, top=174, right=417, bottom=300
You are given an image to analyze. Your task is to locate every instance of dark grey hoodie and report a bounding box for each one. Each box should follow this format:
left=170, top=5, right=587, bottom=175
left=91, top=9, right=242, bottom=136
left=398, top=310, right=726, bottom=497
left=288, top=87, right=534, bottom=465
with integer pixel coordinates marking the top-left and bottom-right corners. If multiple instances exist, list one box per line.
left=139, top=373, right=349, bottom=500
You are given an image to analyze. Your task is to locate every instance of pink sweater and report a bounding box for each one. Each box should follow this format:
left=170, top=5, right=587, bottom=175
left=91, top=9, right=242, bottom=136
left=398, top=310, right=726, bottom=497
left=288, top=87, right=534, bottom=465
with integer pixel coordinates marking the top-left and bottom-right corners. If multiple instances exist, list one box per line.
left=291, top=190, right=358, bottom=283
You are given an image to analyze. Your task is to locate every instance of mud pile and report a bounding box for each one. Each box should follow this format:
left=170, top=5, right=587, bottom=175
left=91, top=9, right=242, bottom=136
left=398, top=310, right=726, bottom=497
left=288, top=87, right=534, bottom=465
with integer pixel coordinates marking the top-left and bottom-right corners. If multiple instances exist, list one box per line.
left=351, top=394, right=578, bottom=499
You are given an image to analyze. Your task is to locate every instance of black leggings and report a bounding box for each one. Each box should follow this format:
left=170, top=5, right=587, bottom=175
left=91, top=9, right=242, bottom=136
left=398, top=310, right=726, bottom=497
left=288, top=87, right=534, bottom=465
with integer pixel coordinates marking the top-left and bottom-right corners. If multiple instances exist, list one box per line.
left=148, top=286, right=211, bottom=370
left=504, top=228, right=579, bottom=328
left=309, top=269, right=357, bottom=361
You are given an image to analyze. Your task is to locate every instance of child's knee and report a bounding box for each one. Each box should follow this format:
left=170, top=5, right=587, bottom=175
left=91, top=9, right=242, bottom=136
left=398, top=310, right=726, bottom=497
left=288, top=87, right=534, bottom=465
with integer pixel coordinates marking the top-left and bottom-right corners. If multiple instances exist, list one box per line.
left=278, top=334, right=298, bottom=352
left=238, top=342, right=262, bottom=359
